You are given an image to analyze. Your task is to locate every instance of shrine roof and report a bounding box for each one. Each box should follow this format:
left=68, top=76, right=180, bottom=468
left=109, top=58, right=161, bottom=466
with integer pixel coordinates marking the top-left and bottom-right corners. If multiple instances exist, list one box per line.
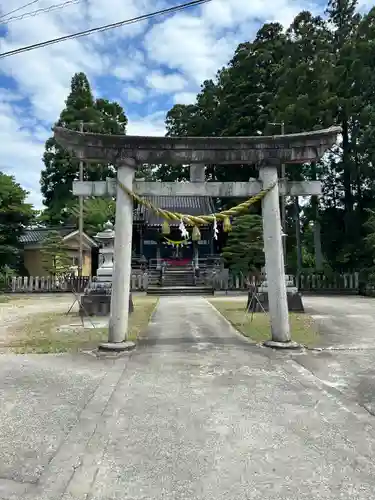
left=135, top=195, right=215, bottom=227
left=20, top=227, right=75, bottom=244
left=20, top=226, right=97, bottom=247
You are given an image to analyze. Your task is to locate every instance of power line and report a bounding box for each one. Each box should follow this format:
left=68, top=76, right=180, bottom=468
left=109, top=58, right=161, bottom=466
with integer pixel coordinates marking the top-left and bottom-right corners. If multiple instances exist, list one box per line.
left=0, top=0, right=40, bottom=20
left=0, top=0, right=212, bottom=59
left=1, top=0, right=81, bottom=24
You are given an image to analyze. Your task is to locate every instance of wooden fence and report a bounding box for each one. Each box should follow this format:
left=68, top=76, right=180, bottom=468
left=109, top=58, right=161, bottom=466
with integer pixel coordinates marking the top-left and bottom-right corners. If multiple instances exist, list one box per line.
left=212, top=272, right=359, bottom=293
left=3, top=276, right=90, bottom=293
left=298, top=272, right=359, bottom=293
left=2, top=273, right=149, bottom=293
left=3, top=271, right=360, bottom=294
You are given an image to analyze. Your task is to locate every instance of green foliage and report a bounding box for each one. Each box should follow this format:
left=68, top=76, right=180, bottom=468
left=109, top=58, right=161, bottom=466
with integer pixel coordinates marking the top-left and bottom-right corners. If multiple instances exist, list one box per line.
left=0, top=265, right=16, bottom=291
left=0, top=172, right=35, bottom=271
left=163, top=0, right=375, bottom=273
left=40, top=72, right=128, bottom=225
left=40, top=231, right=72, bottom=276
left=221, top=215, right=264, bottom=273
left=68, top=198, right=116, bottom=236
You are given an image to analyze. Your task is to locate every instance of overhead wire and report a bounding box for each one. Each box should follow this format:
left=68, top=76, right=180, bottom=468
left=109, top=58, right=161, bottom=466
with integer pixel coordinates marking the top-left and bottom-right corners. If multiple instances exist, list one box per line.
left=1, top=0, right=81, bottom=24
left=0, top=0, right=40, bottom=20
left=0, top=0, right=212, bottom=59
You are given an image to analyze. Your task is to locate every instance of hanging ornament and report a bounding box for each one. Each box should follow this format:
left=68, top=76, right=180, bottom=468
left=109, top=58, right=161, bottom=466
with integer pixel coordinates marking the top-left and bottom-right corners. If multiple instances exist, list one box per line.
left=164, top=237, right=191, bottom=248
left=161, top=220, right=171, bottom=235
left=213, top=216, right=218, bottom=240
left=280, top=225, right=287, bottom=238
left=223, top=216, right=232, bottom=232
left=179, top=219, right=189, bottom=239
left=192, top=226, right=201, bottom=241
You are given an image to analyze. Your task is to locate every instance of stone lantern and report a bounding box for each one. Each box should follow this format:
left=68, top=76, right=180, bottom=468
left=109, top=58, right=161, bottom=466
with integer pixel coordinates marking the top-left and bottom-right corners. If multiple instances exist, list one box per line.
left=95, top=220, right=115, bottom=284
left=80, top=221, right=133, bottom=316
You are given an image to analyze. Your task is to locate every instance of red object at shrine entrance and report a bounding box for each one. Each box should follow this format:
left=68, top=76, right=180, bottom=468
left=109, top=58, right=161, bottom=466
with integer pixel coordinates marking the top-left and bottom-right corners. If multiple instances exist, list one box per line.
left=164, top=258, right=190, bottom=267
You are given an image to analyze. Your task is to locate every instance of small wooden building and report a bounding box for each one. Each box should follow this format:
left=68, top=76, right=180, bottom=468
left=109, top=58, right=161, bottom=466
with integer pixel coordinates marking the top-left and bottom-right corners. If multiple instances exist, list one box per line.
left=20, top=227, right=97, bottom=276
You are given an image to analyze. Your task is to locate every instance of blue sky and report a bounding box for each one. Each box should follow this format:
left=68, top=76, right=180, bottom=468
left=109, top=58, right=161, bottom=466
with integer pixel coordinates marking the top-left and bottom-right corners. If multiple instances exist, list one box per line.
left=0, top=0, right=372, bottom=209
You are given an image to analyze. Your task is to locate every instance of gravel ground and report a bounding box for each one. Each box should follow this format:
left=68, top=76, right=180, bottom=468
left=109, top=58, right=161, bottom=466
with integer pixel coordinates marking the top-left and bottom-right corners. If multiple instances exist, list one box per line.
left=0, top=294, right=78, bottom=345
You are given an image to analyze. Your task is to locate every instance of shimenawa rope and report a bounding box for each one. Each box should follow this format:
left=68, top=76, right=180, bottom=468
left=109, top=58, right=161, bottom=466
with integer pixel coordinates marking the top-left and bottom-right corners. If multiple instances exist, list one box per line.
left=118, top=181, right=276, bottom=233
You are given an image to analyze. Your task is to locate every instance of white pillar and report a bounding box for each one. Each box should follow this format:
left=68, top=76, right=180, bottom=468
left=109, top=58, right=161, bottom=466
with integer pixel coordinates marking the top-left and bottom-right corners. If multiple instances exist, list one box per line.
left=107, top=160, right=135, bottom=345
left=259, top=166, right=291, bottom=344
left=156, top=245, right=161, bottom=269
left=194, top=243, right=199, bottom=268
left=190, top=163, right=205, bottom=182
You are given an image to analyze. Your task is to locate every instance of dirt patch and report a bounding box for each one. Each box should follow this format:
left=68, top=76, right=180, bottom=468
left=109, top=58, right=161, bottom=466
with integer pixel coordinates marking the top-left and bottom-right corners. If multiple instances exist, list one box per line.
left=0, top=294, right=158, bottom=353
left=0, top=294, right=77, bottom=347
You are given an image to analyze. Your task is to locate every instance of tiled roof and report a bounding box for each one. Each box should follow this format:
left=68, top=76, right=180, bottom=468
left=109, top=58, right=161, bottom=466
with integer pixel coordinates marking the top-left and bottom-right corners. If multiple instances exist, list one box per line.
left=135, top=196, right=215, bottom=226
left=20, top=227, right=76, bottom=244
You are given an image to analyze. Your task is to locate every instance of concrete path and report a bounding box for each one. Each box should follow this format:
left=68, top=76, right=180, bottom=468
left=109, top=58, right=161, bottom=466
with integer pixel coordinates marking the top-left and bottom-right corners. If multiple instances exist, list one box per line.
left=303, top=295, right=375, bottom=348
left=2, top=296, right=375, bottom=499
left=287, top=295, right=375, bottom=420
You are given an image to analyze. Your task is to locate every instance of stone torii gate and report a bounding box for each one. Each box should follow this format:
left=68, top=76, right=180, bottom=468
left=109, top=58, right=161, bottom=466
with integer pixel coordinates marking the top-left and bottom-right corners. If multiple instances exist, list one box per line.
left=54, top=126, right=340, bottom=350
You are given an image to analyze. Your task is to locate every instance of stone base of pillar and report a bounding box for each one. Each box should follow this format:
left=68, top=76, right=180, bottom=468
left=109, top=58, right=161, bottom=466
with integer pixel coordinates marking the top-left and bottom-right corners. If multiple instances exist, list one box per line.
left=98, top=341, right=136, bottom=352
left=263, top=340, right=302, bottom=350
left=247, top=291, right=304, bottom=313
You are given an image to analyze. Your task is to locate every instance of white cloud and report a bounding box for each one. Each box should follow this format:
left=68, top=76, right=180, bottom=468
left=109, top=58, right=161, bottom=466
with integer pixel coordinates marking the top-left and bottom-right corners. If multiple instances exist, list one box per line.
left=173, top=92, right=196, bottom=105
left=145, top=14, right=229, bottom=85
left=112, top=50, right=146, bottom=81
left=0, top=102, right=46, bottom=208
left=146, top=71, right=187, bottom=92
left=127, top=111, right=166, bottom=137
left=0, top=0, right=361, bottom=211
left=125, top=87, right=146, bottom=104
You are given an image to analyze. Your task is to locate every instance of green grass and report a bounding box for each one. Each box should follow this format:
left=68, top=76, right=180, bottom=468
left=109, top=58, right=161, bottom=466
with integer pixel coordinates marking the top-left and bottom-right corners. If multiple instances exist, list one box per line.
left=0, top=294, right=34, bottom=303
left=209, top=298, right=319, bottom=347
left=6, top=296, right=159, bottom=354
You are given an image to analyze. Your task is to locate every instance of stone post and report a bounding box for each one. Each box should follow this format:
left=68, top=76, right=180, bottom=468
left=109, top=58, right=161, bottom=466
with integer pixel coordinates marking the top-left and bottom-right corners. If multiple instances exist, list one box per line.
left=189, top=164, right=205, bottom=183
left=210, top=227, right=214, bottom=255
left=101, top=159, right=135, bottom=350
left=314, top=220, right=324, bottom=271
left=259, top=166, right=297, bottom=348
left=193, top=243, right=199, bottom=269
left=156, top=244, right=161, bottom=269
left=191, top=163, right=204, bottom=268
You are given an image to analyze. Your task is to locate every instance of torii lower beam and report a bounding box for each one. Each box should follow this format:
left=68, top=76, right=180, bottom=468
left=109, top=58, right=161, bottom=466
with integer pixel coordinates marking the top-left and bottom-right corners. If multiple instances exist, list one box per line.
left=73, top=180, right=322, bottom=198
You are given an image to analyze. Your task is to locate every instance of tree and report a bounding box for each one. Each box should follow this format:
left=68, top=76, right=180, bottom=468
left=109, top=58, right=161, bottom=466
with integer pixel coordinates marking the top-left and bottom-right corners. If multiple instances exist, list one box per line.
left=163, top=24, right=288, bottom=186
left=40, top=231, right=72, bottom=276
left=326, top=0, right=361, bottom=230
left=0, top=172, right=35, bottom=271
left=68, top=198, right=116, bottom=236
left=40, top=72, right=128, bottom=225
left=162, top=0, right=375, bottom=274
left=221, top=215, right=264, bottom=274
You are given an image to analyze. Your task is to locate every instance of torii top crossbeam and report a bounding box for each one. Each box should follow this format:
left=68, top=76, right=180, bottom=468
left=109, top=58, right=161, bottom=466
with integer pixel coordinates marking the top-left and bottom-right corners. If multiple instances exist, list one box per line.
left=54, top=126, right=340, bottom=165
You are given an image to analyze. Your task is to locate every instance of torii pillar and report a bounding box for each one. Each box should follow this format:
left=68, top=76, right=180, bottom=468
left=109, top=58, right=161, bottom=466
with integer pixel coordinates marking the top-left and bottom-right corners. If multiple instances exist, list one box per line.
left=106, top=159, right=135, bottom=348
left=259, top=163, right=289, bottom=346
left=54, top=126, right=340, bottom=350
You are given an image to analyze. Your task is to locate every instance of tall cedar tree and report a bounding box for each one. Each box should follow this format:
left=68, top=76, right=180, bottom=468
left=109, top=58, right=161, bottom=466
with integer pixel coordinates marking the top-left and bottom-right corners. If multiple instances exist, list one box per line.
left=41, top=72, right=128, bottom=225
left=221, top=215, right=264, bottom=274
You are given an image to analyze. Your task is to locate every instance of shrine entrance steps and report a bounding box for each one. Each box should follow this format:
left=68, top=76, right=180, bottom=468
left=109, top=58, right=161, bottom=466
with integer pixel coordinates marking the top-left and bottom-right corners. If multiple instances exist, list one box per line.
left=147, top=264, right=214, bottom=296
left=147, top=286, right=214, bottom=296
